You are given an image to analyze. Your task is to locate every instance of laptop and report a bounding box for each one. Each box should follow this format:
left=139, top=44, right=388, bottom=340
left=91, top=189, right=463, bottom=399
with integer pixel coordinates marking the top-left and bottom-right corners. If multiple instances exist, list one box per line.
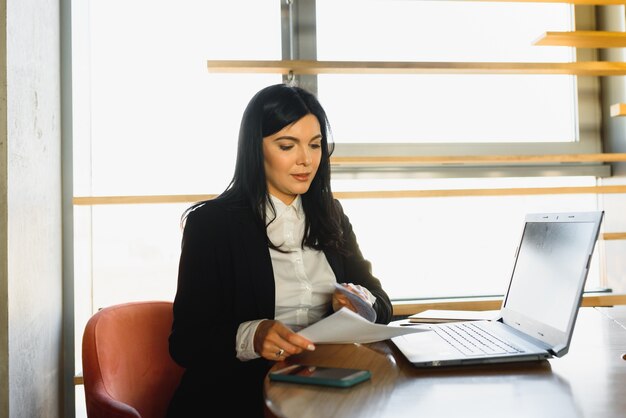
left=392, top=211, right=604, bottom=367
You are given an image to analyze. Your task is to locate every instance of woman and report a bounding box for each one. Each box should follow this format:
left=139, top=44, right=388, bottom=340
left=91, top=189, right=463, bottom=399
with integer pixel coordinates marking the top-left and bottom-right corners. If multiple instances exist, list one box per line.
left=167, top=83, right=392, bottom=417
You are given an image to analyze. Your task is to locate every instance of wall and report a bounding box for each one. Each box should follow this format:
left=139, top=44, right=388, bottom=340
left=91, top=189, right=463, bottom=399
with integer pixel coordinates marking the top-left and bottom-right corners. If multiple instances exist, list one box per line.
left=0, top=0, right=63, bottom=417
left=1, top=0, right=9, bottom=415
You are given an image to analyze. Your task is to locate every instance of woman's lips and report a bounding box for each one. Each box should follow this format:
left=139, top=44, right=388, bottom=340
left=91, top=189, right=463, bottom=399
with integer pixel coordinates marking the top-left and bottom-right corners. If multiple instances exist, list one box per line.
left=292, top=173, right=310, bottom=181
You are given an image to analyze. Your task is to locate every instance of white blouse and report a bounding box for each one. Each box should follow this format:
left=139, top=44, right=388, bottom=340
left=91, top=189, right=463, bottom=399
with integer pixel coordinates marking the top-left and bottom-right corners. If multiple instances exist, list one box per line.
left=268, top=195, right=338, bottom=327
left=235, top=195, right=336, bottom=360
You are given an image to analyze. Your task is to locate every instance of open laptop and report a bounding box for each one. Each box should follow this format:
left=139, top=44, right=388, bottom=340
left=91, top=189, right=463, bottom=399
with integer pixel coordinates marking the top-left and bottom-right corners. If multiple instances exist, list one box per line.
left=391, top=211, right=604, bottom=367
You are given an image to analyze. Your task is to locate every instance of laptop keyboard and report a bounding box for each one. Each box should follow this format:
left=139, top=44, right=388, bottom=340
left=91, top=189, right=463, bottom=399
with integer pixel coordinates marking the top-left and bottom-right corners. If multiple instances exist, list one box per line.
left=431, top=322, right=524, bottom=356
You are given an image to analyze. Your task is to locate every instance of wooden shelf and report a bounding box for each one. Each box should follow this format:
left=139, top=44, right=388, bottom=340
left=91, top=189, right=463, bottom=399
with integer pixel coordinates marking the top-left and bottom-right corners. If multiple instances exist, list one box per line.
left=331, top=153, right=626, bottom=166
left=461, top=0, right=625, bottom=3
left=392, top=293, right=626, bottom=317
left=603, top=232, right=626, bottom=240
left=534, top=31, right=626, bottom=48
left=610, top=103, right=626, bottom=117
left=333, top=185, right=626, bottom=199
left=476, top=1, right=626, bottom=3
left=207, top=60, right=626, bottom=76
left=73, top=186, right=626, bottom=205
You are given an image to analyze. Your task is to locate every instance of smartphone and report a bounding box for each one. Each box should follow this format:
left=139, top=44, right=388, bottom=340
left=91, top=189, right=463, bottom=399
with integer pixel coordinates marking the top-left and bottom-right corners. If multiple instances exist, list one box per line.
left=269, top=364, right=371, bottom=388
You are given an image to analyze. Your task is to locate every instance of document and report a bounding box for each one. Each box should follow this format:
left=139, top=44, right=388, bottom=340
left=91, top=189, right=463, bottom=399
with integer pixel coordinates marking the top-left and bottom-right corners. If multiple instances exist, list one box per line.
left=407, top=309, right=501, bottom=324
left=298, top=307, right=429, bottom=344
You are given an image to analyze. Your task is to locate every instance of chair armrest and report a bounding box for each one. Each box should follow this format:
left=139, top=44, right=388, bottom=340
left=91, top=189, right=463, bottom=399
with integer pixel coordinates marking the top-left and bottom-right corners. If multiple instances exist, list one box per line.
left=84, top=380, right=141, bottom=418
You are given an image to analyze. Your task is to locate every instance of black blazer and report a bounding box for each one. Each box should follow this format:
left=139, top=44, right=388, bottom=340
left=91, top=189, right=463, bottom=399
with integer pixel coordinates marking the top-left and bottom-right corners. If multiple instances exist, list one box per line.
left=167, top=197, right=392, bottom=417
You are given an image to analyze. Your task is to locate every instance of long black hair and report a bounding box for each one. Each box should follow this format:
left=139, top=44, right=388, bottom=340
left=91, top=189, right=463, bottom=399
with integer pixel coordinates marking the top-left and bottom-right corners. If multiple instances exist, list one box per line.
left=185, top=83, right=344, bottom=252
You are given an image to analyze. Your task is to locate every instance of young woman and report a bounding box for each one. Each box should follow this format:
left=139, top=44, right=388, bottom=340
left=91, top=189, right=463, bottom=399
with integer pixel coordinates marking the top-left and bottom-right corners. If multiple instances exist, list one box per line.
left=167, top=83, right=392, bottom=417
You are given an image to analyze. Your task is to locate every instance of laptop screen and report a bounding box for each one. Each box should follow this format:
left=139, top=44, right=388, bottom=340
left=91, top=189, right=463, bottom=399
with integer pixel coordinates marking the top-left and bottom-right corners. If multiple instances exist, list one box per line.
left=503, top=219, right=598, bottom=333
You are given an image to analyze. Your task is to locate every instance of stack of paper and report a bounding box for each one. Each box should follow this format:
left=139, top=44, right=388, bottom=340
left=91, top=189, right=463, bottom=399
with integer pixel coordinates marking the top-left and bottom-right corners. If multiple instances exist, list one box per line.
left=407, top=309, right=501, bottom=324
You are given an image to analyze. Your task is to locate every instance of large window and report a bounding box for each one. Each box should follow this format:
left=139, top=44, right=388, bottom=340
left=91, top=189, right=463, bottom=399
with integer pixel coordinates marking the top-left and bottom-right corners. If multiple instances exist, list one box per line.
left=72, top=0, right=606, bottom=314
left=72, top=1, right=605, bottom=415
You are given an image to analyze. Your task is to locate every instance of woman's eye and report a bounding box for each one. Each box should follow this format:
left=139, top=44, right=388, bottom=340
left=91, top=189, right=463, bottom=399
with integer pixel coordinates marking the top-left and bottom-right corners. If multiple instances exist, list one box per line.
left=279, top=144, right=294, bottom=151
left=310, top=143, right=321, bottom=150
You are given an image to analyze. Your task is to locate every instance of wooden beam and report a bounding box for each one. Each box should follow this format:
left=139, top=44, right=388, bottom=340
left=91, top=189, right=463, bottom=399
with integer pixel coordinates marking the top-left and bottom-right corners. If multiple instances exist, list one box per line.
left=534, top=31, right=626, bottom=48
left=603, top=232, right=626, bottom=240
left=392, top=293, right=626, bottom=317
left=469, top=0, right=626, bottom=3
left=610, top=103, right=626, bottom=117
left=334, top=185, right=626, bottom=199
left=72, top=185, right=626, bottom=206
left=331, top=153, right=626, bottom=166
left=207, top=60, right=626, bottom=76
left=72, top=194, right=218, bottom=206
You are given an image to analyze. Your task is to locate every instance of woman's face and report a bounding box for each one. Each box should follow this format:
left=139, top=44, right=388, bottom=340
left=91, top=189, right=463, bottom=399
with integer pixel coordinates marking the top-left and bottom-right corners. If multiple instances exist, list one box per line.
left=262, top=113, right=322, bottom=205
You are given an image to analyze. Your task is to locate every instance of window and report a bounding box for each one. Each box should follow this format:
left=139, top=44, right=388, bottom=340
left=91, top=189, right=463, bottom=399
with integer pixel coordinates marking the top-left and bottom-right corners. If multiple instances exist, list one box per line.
left=317, top=0, right=578, bottom=145
left=72, top=1, right=606, bottom=414
left=307, top=0, right=604, bottom=299
left=72, top=0, right=606, bottom=309
left=332, top=176, right=602, bottom=300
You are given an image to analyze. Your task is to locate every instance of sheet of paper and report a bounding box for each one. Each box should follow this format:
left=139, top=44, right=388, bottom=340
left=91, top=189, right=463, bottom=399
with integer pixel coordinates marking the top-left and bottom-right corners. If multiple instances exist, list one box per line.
left=407, top=309, right=501, bottom=323
left=298, top=307, right=429, bottom=344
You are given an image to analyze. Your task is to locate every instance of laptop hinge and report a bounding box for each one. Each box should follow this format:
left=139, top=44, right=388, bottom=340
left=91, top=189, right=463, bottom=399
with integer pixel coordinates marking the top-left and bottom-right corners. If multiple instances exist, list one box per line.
left=550, top=344, right=568, bottom=357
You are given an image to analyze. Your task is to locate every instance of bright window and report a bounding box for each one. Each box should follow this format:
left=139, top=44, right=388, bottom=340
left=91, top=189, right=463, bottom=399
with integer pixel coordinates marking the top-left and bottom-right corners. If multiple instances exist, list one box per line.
left=333, top=176, right=602, bottom=300
left=72, top=0, right=605, bottom=311
left=316, top=0, right=577, bottom=144
left=72, top=2, right=604, bottom=414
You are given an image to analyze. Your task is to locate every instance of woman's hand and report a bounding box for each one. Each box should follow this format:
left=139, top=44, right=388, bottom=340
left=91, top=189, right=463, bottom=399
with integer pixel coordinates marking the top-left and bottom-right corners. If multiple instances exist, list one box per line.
left=254, top=320, right=315, bottom=361
left=332, top=283, right=371, bottom=313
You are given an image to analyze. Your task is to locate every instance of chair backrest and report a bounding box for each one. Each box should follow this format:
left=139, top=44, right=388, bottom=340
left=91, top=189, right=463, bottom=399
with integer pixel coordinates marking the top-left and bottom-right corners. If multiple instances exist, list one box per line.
left=82, top=301, right=185, bottom=418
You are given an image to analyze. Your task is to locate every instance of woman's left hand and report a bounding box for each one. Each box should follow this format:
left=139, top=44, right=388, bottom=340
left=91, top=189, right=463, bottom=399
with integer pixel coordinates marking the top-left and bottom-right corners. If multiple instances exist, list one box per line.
left=332, top=283, right=370, bottom=313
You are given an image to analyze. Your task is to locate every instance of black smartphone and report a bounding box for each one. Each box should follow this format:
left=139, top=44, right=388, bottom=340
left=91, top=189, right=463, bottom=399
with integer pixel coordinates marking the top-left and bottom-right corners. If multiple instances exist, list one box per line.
left=268, top=364, right=371, bottom=388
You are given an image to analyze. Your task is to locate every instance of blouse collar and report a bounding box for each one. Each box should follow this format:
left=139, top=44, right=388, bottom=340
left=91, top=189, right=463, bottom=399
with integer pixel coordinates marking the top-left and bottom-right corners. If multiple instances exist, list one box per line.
left=267, top=194, right=304, bottom=220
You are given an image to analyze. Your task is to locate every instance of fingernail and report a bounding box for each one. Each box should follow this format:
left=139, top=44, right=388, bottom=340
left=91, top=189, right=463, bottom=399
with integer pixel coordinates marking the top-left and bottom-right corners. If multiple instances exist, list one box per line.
left=307, top=344, right=315, bottom=351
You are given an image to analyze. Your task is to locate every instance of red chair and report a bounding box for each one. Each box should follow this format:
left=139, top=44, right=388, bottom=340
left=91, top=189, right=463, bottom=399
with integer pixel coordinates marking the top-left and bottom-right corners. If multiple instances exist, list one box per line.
left=82, top=301, right=184, bottom=418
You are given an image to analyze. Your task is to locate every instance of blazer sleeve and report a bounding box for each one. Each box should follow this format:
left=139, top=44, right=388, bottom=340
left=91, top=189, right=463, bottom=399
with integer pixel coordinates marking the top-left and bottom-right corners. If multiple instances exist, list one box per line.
left=333, top=200, right=393, bottom=324
left=168, top=204, right=241, bottom=369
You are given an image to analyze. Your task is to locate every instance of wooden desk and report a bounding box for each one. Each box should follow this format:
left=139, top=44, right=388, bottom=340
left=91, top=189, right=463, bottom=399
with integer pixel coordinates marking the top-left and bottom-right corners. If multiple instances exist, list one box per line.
left=264, top=307, right=626, bottom=418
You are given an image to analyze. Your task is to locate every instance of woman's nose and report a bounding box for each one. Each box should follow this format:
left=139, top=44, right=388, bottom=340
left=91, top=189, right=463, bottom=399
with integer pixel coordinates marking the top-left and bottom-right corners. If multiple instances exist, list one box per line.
left=297, top=147, right=312, bottom=166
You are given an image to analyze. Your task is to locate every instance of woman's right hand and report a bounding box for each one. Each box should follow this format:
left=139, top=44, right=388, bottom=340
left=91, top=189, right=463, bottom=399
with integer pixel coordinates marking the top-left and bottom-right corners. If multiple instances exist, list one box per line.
left=254, top=319, right=316, bottom=361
